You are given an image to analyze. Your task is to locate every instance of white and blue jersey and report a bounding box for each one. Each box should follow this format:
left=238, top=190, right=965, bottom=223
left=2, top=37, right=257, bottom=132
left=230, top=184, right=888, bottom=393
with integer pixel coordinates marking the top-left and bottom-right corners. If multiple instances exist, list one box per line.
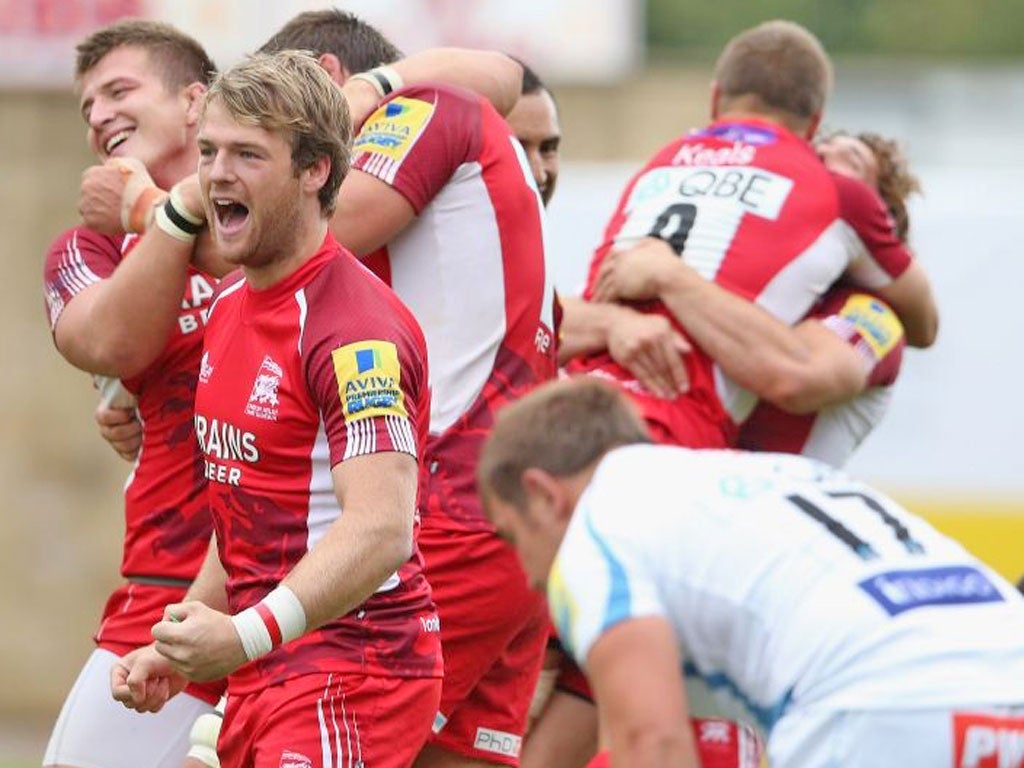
left=548, top=445, right=1024, bottom=736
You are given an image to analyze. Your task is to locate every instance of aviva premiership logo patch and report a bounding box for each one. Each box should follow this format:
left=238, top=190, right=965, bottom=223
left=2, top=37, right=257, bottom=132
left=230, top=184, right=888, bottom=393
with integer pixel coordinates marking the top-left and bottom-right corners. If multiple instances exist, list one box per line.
left=332, top=340, right=408, bottom=422
left=838, top=293, right=903, bottom=360
left=354, top=96, right=434, bottom=167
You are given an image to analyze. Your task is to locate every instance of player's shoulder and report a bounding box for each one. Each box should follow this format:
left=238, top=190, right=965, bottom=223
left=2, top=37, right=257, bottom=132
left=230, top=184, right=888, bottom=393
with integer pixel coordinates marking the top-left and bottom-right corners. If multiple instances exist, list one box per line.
left=45, top=224, right=124, bottom=259
left=830, top=170, right=890, bottom=219
left=305, top=245, right=425, bottom=347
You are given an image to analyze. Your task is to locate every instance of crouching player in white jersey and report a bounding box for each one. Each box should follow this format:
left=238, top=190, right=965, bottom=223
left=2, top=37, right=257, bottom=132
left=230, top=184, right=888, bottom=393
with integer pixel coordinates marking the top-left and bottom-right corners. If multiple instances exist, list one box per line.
left=478, top=378, right=1024, bottom=768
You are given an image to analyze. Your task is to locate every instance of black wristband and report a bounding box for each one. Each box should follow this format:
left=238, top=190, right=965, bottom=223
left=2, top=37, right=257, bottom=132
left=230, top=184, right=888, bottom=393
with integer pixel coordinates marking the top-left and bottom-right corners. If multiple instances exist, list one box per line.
left=163, top=198, right=202, bottom=236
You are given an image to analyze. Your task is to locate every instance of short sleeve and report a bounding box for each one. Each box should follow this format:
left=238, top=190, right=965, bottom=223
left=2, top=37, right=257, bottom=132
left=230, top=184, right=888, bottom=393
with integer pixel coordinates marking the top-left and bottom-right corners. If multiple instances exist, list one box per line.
left=306, top=335, right=423, bottom=467
left=834, top=174, right=913, bottom=288
left=43, top=227, right=124, bottom=331
left=816, top=291, right=906, bottom=386
left=351, top=84, right=481, bottom=213
left=549, top=485, right=668, bottom=667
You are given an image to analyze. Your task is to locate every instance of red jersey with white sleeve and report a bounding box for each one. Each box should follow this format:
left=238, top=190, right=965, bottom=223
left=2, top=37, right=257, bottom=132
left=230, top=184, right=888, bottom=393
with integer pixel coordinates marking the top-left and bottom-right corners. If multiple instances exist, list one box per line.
left=352, top=83, right=557, bottom=532
left=572, top=118, right=914, bottom=443
left=193, top=234, right=441, bottom=694
left=43, top=226, right=216, bottom=650
left=739, top=289, right=906, bottom=466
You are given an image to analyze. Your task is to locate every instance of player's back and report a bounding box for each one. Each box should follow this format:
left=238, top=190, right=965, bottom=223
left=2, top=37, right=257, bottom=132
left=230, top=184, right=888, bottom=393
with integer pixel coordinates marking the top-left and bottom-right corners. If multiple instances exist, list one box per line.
left=556, top=445, right=1024, bottom=732
left=353, top=83, right=556, bottom=530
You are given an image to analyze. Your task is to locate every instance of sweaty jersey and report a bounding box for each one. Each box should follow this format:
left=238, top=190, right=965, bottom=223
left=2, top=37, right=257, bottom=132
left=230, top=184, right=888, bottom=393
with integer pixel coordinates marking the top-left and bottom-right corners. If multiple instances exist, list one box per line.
left=739, top=289, right=906, bottom=466
left=194, top=234, right=440, bottom=693
left=352, top=83, right=557, bottom=530
left=572, top=118, right=914, bottom=440
left=550, top=445, right=1024, bottom=735
left=43, top=226, right=216, bottom=646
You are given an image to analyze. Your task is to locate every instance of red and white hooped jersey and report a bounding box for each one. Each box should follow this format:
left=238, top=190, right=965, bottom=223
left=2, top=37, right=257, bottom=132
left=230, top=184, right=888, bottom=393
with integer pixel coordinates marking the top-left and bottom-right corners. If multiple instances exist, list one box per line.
left=43, top=226, right=216, bottom=646
left=574, top=118, right=914, bottom=437
left=352, top=83, right=557, bottom=530
left=739, top=289, right=906, bottom=466
left=194, top=234, right=440, bottom=693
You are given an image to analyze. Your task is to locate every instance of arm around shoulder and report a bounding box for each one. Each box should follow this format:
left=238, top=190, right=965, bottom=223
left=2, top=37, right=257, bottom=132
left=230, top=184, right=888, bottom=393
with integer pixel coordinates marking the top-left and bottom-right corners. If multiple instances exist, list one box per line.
left=871, top=259, right=938, bottom=348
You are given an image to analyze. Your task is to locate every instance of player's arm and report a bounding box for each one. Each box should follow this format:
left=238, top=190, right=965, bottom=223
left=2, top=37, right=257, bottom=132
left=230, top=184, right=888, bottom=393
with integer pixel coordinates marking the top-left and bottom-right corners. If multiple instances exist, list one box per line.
left=869, top=259, right=937, bottom=349
left=282, top=451, right=418, bottom=628
left=149, top=452, right=417, bottom=682
left=557, top=295, right=690, bottom=399
left=54, top=176, right=205, bottom=377
left=330, top=170, right=417, bottom=256
left=586, top=617, right=699, bottom=768
left=341, top=49, right=522, bottom=124
left=835, top=174, right=938, bottom=349
left=594, top=239, right=867, bottom=413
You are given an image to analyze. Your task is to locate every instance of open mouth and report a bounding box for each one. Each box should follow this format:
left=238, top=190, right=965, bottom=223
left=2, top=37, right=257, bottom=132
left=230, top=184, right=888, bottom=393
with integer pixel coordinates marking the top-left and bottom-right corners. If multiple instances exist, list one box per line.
left=104, top=129, right=133, bottom=155
left=213, top=198, right=250, bottom=236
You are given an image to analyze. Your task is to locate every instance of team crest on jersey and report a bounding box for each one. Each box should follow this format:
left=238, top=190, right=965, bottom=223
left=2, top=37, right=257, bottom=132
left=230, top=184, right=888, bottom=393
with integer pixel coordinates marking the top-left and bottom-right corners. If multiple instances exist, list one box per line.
left=245, top=355, right=282, bottom=421
left=199, top=351, right=214, bottom=384
left=332, top=340, right=408, bottom=423
left=353, top=96, right=435, bottom=179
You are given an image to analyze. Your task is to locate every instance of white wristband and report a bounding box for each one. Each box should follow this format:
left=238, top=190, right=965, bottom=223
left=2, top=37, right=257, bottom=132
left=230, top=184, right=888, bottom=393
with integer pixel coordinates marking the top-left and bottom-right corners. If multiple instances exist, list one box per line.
left=230, top=585, right=307, bottom=662
left=154, top=203, right=198, bottom=243
left=351, top=65, right=404, bottom=98
left=169, top=184, right=204, bottom=226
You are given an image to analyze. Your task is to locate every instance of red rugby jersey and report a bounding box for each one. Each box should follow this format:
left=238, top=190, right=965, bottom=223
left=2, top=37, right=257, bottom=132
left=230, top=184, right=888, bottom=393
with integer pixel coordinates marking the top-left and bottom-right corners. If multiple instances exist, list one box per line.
left=44, top=226, right=215, bottom=646
left=194, top=233, right=440, bottom=693
left=352, top=83, right=557, bottom=530
left=572, top=118, right=914, bottom=443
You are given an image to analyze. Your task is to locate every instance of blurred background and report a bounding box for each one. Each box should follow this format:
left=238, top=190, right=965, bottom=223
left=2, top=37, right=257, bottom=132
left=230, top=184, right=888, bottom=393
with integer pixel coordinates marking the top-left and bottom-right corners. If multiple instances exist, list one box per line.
left=2, top=0, right=1023, bottom=761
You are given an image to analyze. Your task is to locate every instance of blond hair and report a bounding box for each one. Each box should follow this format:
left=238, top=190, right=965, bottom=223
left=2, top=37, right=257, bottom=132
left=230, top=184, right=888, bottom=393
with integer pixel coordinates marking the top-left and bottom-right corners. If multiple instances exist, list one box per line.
left=713, top=20, right=832, bottom=121
left=204, top=50, right=351, bottom=215
left=75, top=19, right=215, bottom=89
left=478, top=378, right=651, bottom=506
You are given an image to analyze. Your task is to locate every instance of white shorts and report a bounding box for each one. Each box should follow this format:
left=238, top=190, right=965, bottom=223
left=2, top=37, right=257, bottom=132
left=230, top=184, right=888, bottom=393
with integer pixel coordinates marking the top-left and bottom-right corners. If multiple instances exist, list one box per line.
left=769, top=704, right=1024, bottom=768
left=44, top=648, right=216, bottom=768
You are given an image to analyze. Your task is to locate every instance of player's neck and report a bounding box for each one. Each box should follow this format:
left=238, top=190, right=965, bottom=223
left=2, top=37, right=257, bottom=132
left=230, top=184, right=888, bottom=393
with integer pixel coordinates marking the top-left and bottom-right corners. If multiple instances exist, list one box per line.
left=714, top=99, right=813, bottom=139
left=244, top=218, right=329, bottom=291
left=150, top=149, right=201, bottom=194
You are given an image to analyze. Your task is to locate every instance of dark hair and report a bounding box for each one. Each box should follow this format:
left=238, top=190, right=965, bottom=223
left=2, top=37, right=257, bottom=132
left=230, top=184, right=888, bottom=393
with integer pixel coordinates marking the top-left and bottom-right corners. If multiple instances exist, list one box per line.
left=75, top=19, right=216, bottom=88
left=507, top=54, right=546, bottom=96
left=478, top=378, right=651, bottom=506
left=259, top=8, right=402, bottom=73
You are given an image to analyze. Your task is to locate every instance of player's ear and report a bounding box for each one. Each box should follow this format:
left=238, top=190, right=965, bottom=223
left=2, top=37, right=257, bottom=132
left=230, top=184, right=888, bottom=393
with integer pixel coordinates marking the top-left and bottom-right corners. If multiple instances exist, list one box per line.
left=709, top=81, right=722, bottom=119
left=805, top=110, right=823, bottom=141
left=317, top=53, right=349, bottom=87
left=183, top=82, right=207, bottom=126
left=522, top=468, right=567, bottom=521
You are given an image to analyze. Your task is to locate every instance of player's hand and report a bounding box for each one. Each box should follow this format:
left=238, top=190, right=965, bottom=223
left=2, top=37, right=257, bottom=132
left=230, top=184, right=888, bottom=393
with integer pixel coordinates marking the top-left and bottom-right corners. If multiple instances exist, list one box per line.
left=95, top=402, right=142, bottom=462
left=153, top=602, right=247, bottom=683
left=172, top=173, right=206, bottom=224
left=79, top=157, right=163, bottom=234
left=607, top=310, right=690, bottom=399
left=111, top=644, right=188, bottom=713
left=593, top=238, right=681, bottom=303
